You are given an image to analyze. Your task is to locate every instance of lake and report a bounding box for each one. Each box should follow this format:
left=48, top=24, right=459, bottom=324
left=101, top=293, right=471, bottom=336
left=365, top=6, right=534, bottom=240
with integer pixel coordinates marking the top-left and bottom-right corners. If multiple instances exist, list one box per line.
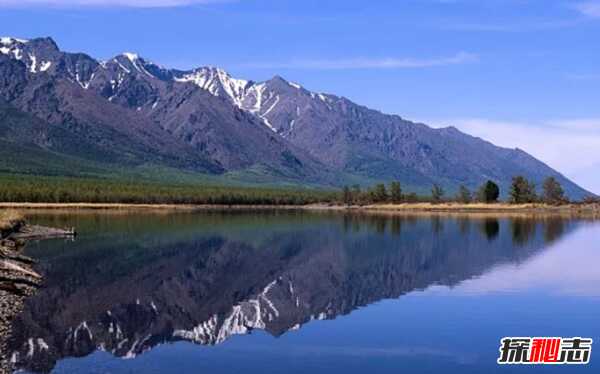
left=5, top=210, right=600, bottom=373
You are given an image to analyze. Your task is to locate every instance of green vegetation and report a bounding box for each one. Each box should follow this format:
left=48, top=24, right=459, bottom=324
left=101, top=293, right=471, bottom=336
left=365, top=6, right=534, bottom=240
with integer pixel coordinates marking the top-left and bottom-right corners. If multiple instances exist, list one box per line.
left=373, top=184, right=389, bottom=202
left=0, top=173, right=337, bottom=205
left=478, top=180, right=500, bottom=203
left=431, top=184, right=444, bottom=203
left=457, top=185, right=472, bottom=203
left=0, top=170, right=578, bottom=207
left=340, top=181, right=422, bottom=205
left=510, top=176, right=538, bottom=204
left=542, top=177, right=567, bottom=205
left=340, top=176, right=574, bottom=206
left=390, top=182, right=402, bottom=203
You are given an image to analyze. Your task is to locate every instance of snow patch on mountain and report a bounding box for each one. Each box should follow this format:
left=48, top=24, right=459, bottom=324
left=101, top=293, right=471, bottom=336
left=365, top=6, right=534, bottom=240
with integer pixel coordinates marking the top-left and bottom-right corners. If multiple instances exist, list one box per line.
left=0, top=38, right=25, bottom=61
left=40, top=61, right=52, bottom=72
left=0, top=37, right=28, bottom=45
left=175, top=67, right=251, bottom=107
left=123, top=52, right=139, bottom=62
left=29, top=54, right=37, bottom=73
left=121, top=52, right=156, bottom=78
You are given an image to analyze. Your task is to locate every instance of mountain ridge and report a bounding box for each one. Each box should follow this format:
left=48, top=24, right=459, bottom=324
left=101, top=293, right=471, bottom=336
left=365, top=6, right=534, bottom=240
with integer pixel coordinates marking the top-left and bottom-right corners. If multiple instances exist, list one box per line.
left=0, top=36, right=591, bottom=198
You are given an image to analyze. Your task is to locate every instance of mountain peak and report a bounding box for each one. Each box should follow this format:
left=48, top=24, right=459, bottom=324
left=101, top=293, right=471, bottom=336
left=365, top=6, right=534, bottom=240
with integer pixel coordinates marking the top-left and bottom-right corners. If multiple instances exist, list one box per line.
left=122, top=52, right=140, bottom=62
left=174, top=66, right=251, bottom=106
left=108, top=52, right=162, bottom=79
left=27, top=37, right=59, bottom=51
left=0, top=36, right=60, bottom=73
left=0, top=36, right=29, bottom=45
left=270, top=75, right=288, bottom=83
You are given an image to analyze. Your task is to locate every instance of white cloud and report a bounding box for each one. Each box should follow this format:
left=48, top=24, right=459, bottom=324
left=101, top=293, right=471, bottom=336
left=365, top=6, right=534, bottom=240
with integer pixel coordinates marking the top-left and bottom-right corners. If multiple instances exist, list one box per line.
left=573, top=1, right=600, bottom=18
left=426, top=117, right=600, bottom=194
left=241, top=52, right=478, bottom=70
left=0, top=0, right=225, bottom=7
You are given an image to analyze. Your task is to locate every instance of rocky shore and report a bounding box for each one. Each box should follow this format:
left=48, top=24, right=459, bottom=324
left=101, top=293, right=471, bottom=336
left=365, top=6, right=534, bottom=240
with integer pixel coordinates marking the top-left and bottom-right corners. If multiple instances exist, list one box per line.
left=0, top=212, right=74, bottom=374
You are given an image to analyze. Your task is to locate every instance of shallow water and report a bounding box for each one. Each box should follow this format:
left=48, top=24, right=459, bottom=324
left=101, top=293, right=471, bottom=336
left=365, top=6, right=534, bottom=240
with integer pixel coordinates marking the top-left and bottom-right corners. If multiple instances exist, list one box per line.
left=6, top=211, right=600, bottom=373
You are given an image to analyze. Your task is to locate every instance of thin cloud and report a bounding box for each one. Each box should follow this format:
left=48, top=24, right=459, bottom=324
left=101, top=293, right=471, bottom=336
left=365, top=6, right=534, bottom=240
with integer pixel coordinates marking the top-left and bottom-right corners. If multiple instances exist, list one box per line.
left=0, top=0, right=227, bottom=7
left=242, top=52, right=478, bottom=70
left=573, top=1, right=600, bottom=18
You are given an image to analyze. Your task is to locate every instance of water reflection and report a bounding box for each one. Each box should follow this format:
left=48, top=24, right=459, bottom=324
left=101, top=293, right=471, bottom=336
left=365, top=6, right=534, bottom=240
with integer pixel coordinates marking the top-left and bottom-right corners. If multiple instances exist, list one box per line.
left=480, top=219, right=499, bottom=241
left=2, top=212, right=580, bottom=373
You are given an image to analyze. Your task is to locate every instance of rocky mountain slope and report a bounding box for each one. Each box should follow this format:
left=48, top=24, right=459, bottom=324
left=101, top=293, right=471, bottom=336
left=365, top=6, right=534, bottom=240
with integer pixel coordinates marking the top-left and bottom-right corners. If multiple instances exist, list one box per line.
left=0, top=36, right=590, bottom=197
left=180, top=67, right=590, bottom=197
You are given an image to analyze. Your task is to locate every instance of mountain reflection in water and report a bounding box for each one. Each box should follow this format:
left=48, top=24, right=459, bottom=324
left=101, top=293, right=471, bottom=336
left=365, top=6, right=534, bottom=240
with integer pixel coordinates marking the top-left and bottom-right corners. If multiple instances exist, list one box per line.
left=3, top=211, right=578, bottom=373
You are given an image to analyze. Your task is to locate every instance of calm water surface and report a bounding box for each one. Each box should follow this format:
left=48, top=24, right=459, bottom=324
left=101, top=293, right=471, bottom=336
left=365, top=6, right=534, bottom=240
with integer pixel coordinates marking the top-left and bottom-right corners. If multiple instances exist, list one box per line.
left=7, top=211, right=600, bottom=373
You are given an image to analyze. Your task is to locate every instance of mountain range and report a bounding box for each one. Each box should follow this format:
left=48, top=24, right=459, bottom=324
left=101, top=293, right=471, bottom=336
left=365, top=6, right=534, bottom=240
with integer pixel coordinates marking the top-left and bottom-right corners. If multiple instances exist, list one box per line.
left=0, top=36, right=590, bottom=198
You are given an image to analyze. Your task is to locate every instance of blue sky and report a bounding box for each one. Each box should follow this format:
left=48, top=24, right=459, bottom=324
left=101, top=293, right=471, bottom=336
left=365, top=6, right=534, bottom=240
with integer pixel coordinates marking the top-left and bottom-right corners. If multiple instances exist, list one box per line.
left=1, top=0, right=599, bottom=192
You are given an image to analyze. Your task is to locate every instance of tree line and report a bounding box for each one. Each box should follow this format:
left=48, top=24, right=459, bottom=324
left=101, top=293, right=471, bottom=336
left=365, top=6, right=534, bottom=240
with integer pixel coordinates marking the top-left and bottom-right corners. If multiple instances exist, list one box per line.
left=0, top=174, right=337, bottom=205
left=341, top=176, right=569, bottom=205
left=0, top=172, right=576, bottom=206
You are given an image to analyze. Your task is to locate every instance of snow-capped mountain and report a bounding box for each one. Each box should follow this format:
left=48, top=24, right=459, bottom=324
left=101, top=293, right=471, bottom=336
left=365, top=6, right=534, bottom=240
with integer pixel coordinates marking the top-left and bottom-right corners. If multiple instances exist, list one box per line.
left=0, top=36, right=591, bottom=197
left=0, top=36, right=329, bottom=183
left=169, top=66, right=334, bottom=136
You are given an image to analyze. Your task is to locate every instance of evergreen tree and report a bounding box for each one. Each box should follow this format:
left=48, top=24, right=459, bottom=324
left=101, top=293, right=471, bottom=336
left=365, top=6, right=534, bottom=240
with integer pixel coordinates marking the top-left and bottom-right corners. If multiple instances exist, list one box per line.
left=482, top=180, right=500, bottom=203
left=342, top=185, right=352, bottom=205
left=510, top=176, right=537, bottom=203
left=431, top=184, right=444, bottom=203
left=457, top=185, right=472, bottom=203
left=351, top=184, right=362, bottom=204
left=390, top=181, right=402, bottom=203
left=542, top=177, right=566, bottom=204
left=373, top=183, right=388, bottom=203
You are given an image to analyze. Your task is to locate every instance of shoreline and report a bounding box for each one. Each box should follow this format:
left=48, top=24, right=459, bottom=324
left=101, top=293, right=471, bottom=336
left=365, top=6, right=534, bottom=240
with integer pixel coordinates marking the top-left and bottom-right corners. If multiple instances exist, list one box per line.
left=0, top=216, right=74, bottom=373
left=1, top=202, right=599, bottom=216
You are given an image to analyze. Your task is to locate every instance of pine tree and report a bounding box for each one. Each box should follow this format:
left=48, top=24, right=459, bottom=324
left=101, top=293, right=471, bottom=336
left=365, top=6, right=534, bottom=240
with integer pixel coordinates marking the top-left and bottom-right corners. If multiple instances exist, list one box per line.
left=542, top=177, right=566, bottom=205
left=373, top=183, right=388, bottom=203
left=342, top=185, right=352, bottom=205
left=431, top=184, right=444, bottom=203
left=351, top=185, right=362, bottom=204
left=390, top=181, right=402, bottom=203
left=457, top=185, right=472, bottom=203
left=482, top=180, right=500, bottom=203
left=510, top=176, right=537, bottom=203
